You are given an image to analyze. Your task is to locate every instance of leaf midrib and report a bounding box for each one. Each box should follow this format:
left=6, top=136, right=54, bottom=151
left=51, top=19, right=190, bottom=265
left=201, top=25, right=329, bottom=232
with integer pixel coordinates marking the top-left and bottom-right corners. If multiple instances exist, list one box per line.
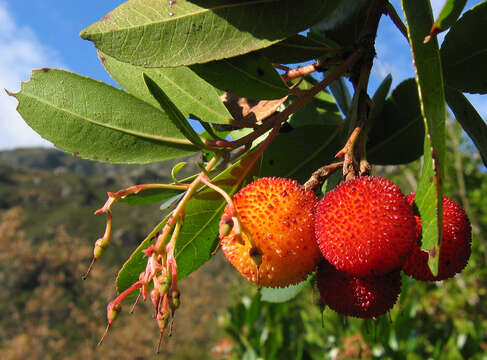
left=445, top=48, right=487, bottom=68
left=20, top=92, right=195, bottom=146
left=368, top=116, right=421, bottom=156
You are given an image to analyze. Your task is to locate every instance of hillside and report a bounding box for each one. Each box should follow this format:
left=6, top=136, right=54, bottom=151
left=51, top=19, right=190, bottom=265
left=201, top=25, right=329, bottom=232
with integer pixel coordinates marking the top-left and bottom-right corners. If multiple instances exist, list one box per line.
left=0, top=147, right=236, bottom=359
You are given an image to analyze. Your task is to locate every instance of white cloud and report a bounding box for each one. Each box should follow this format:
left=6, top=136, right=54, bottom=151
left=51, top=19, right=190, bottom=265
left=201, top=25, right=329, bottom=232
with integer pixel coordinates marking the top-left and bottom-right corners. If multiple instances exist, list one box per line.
left=0, top=1, right=64, bottom=150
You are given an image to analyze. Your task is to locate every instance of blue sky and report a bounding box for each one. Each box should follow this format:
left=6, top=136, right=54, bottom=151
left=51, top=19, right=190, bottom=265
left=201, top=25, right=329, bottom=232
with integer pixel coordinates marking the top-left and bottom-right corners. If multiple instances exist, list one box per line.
left=0, top=0, right=485, bottom=149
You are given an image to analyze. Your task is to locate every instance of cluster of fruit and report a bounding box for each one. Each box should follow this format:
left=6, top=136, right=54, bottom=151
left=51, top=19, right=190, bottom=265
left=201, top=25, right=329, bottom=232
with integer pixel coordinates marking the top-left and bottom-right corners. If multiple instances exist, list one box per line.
left=219, top=176, right=472, bottom=319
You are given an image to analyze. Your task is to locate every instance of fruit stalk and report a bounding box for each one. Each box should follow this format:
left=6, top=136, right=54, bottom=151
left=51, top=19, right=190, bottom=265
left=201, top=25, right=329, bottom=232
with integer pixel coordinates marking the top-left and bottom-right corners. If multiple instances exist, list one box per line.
left=154, top=156, right=220, bottom=253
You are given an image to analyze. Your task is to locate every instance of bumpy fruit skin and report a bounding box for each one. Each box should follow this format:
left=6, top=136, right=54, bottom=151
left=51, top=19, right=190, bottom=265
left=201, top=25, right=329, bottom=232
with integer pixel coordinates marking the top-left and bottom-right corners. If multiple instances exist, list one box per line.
left=317, top=260, right=401, bottom=318
left=220, top=177, right=321, bottom=288
left=402, top=193, right=472, bottom=281
left=315, top=176, right=416, bottom=277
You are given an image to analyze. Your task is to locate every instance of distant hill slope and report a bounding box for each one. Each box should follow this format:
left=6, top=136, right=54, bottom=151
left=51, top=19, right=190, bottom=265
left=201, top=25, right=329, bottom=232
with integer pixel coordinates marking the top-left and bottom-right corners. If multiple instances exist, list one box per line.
left=0, top=147, right=199, bottom=250
left=0, top=147, right=235, bottom=359
left=0, top=147, right=198, bottom=182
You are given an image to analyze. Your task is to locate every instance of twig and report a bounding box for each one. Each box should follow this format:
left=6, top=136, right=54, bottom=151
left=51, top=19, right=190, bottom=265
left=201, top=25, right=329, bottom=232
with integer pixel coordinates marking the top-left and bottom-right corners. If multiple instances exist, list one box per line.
left=281, top=63, right=319, bottom=82
left=303, top=162, right=344, bottom=191
left=338, top=0, right=385, bottom=180
left=336, top=126, right=362, bottom=181
left=206, top=49, right=364, bottom=150
left=154, top=156, right=220, bottom=253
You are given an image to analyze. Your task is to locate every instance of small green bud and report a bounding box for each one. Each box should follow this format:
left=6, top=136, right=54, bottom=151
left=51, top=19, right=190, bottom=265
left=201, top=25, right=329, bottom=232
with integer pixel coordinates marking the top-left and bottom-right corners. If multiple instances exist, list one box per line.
left=94, top=237, right=110, bottom=259
left=107, top=303, right=122, bottom=323
left=159, top=274, right=171, bottom=294
left=219, top=216, right=234, bottom=238
left=157, top=312, right=170, bottom=329
left=171, top=290, right=181, bottom=309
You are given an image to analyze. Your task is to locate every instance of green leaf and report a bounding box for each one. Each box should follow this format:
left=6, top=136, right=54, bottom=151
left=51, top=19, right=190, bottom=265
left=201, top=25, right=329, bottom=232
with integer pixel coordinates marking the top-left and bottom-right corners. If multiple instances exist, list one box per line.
left=143, top=73, right=205, bottom=148
left=288, top=77, right=343, bottom=128
left=99, top=51, right=233, bottom=124
left=190, top=53, right=289, bottom=100
left=259, top=34, right=341, bottom=64
left=445, top=86, right=487, bottom=166
left=80, top=0, right=341, bottom=67
left=116, top=149, right=261, bottom=293
left=260, top=124, right=341, bottom=184
left=313, top=0, right=368, bottom=47
left=13, top=69, right=198, bottom=164
left=312, top=0, right=368, bottom=33
left=368, top=74, right=392, bottom=126
left=327, top=75, right=351, bottom=116
left=119, top=188, right=185, bottom=206
left=160, top=192, right=185, bottom=211
left=261, top=276, right=310, bottom=303
left=441, top=1, right=487, bottom=94
left=367, top=78, right=425, bottom=165
left=428, top=0, right=467, bottom=38
left=172, top=162, right=187, bottom=183
left=402, top=0, right=446, bottom=275
left=322, top=171, right=342, bottom=195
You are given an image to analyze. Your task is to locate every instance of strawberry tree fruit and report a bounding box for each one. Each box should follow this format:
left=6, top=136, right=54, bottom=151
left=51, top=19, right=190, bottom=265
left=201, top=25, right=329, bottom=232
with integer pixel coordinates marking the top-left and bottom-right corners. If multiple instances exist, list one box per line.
left=315, top=176, right=417, bottom=277
left=317, top=260, right=402, bottom=319
left=403, top=193, right=472, bottom=281
left=219, top=177, right=321, bottom=288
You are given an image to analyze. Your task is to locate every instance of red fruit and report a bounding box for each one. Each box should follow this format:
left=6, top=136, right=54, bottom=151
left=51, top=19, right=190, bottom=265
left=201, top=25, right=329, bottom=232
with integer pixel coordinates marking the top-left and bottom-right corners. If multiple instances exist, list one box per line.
left=402, top=193, right=472, bottom=281
left=220, top=177, right=321, bottom=288
left=317, top=260, right=401, bottom=318
left=315, top=176, right=416, bottom=277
